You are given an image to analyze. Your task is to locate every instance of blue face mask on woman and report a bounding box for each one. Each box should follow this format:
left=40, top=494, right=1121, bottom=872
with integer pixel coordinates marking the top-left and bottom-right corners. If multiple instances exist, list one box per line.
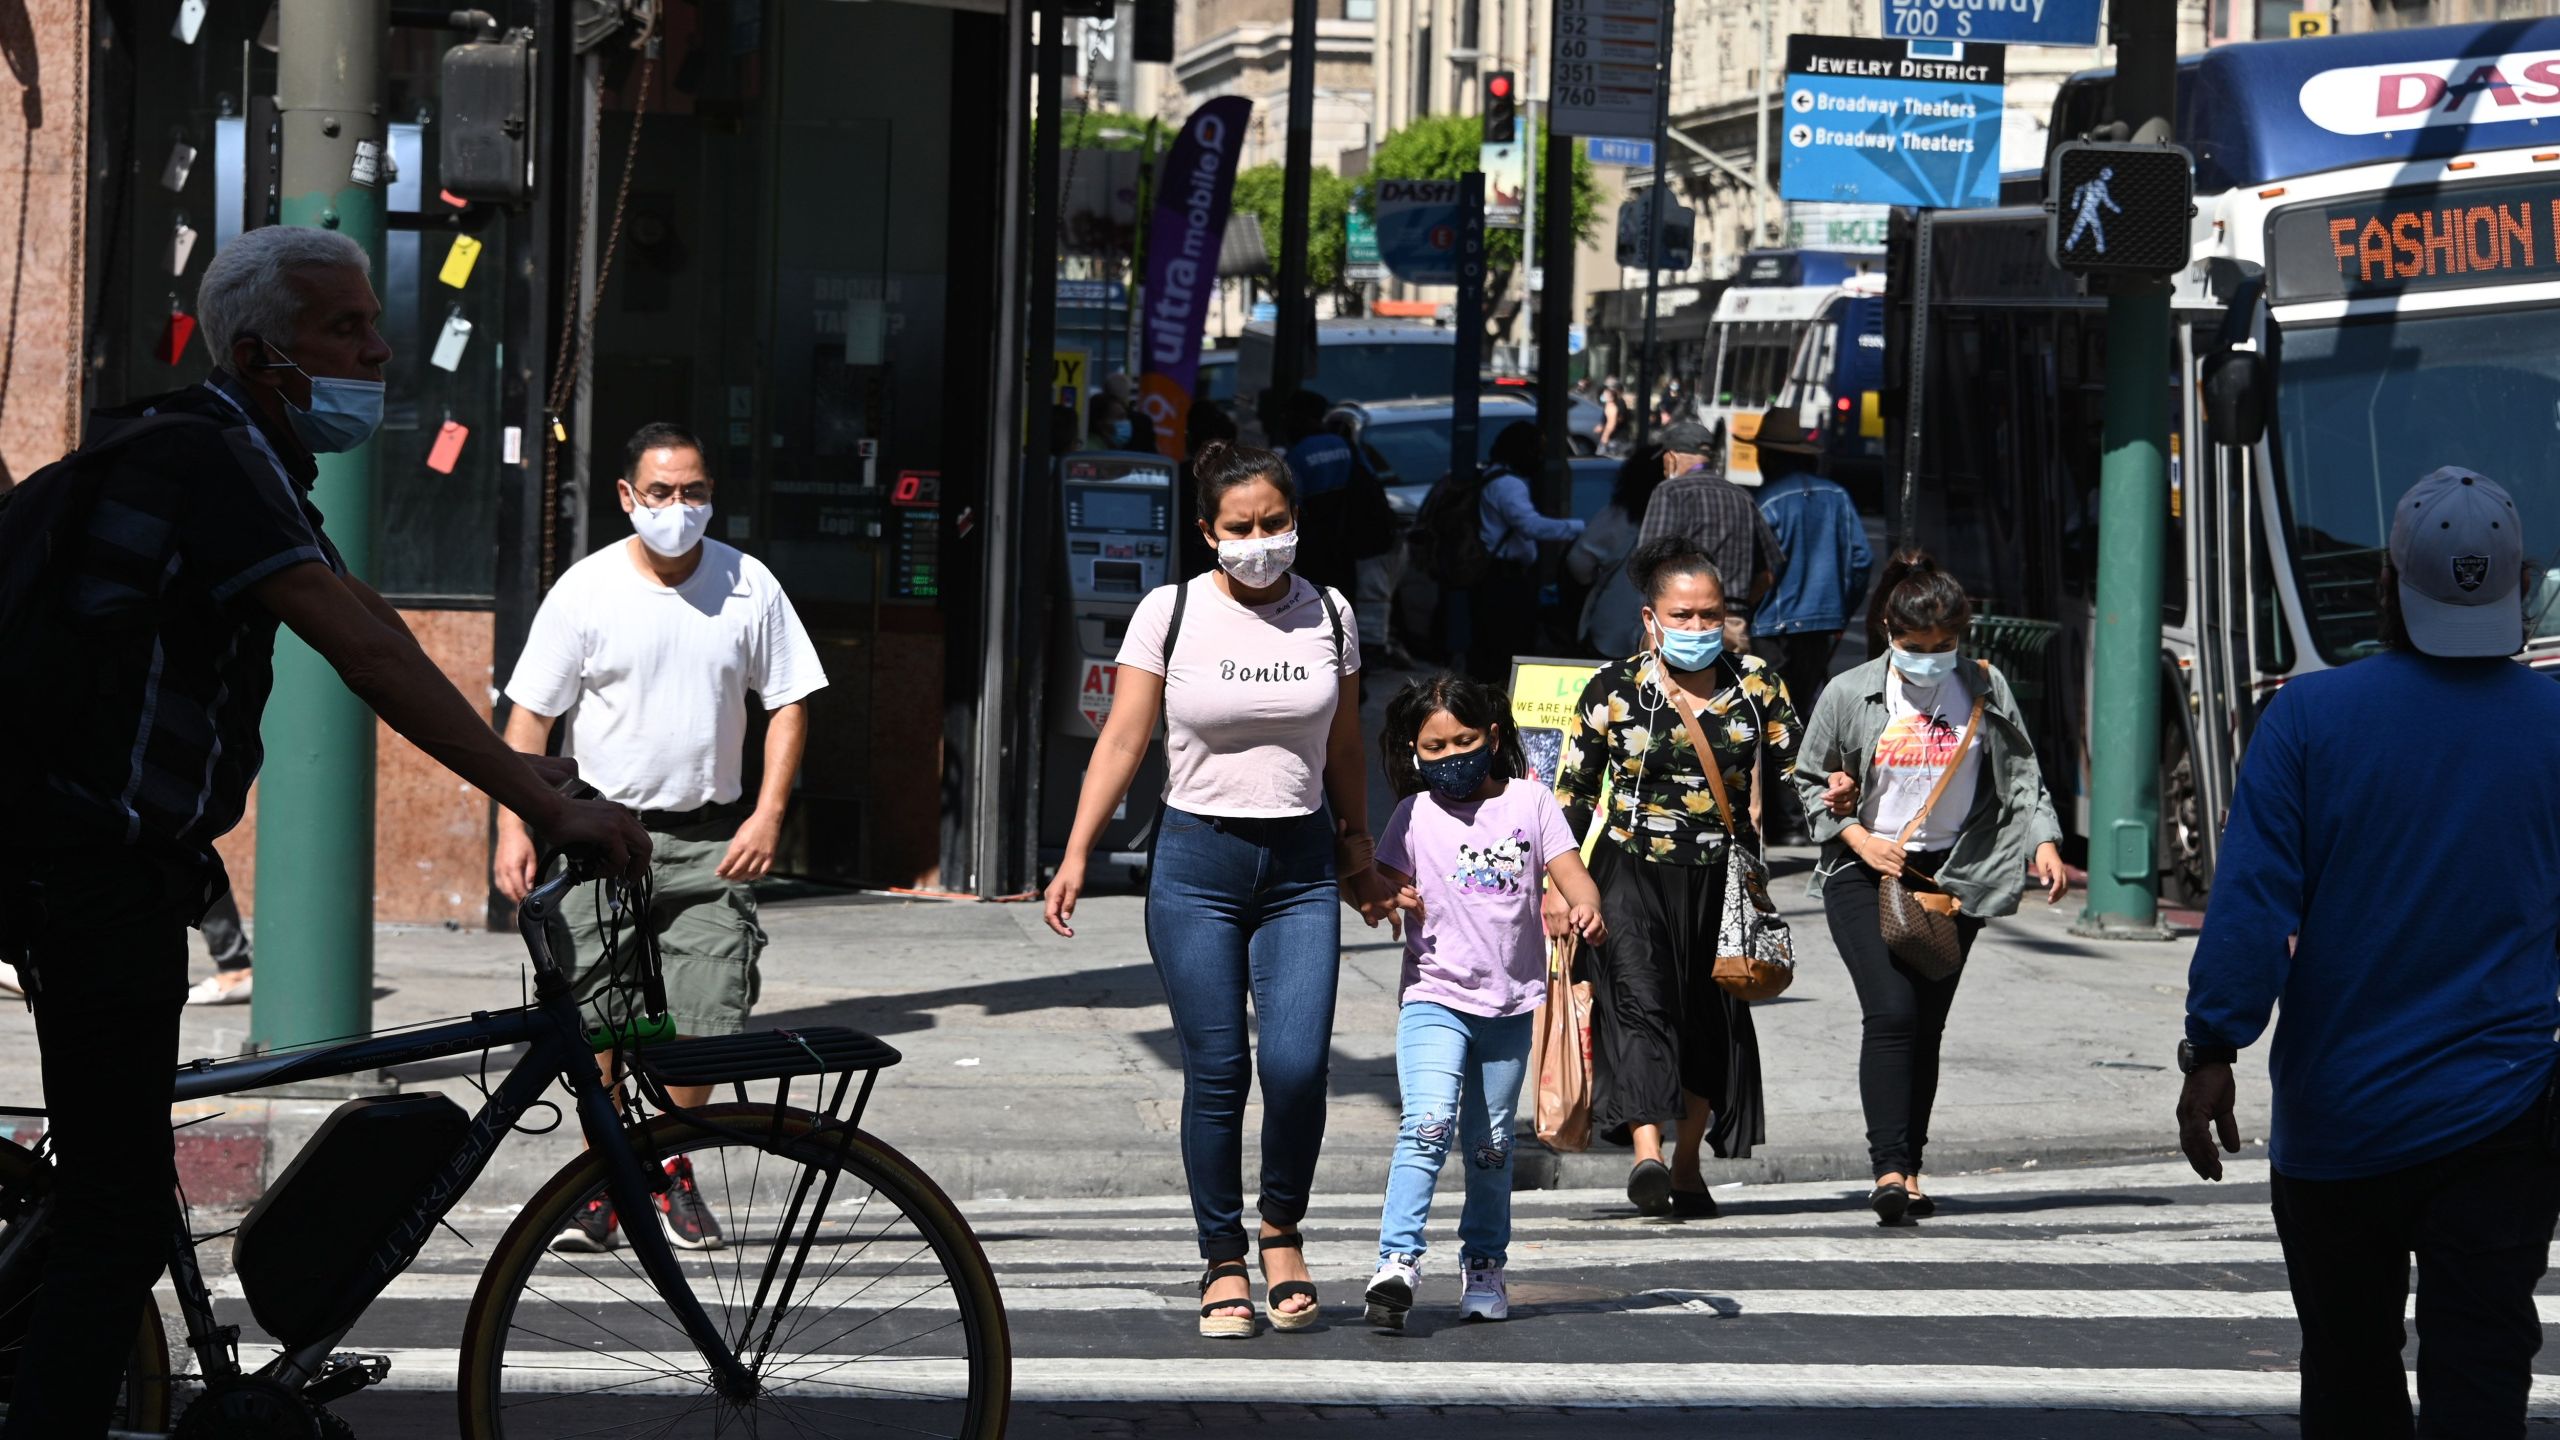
left=1889, top=645, right=1960, bottom=682
left=1107, top=419, right=1133, bottom=448
left=1415, top=743, right=1495, bottom=802
left=1653, top=621, right=1724, bottom=673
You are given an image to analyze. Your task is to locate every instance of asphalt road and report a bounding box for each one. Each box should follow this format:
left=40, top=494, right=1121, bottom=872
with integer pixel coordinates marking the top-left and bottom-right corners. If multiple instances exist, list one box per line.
left=160, top=1157, right=2560, bottom=1436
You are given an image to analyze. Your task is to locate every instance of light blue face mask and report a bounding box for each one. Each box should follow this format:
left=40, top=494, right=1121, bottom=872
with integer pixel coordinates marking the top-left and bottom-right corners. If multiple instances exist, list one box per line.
left=1655, top=621, right=1724, bottom=672
left=1890, top=645, right=1961, bottom=682
left=1107, top=419, right=1133, bottom=447
left=257, top=340, right=386, bottom=454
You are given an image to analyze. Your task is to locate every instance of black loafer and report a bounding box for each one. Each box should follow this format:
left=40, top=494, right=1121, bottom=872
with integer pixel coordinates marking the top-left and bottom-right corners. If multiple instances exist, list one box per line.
left=1628, top=1159, right=1674, bottom=1215
left=1869, top=1181, right=1911, bottom=1225
left=1669, top=1186, right=1719, bottom=1219
left=1905, top=1192, right=1936, bottom=1219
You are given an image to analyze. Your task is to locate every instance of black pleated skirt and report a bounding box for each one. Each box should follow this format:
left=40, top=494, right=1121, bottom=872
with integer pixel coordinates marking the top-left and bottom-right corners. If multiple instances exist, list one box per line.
left=1582, top=842, right=1767, bottom=1157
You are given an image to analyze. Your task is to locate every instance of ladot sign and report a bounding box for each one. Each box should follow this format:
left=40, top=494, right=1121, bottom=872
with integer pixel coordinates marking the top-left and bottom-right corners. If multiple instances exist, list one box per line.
left=1780, top=36, right=2005, bottom=211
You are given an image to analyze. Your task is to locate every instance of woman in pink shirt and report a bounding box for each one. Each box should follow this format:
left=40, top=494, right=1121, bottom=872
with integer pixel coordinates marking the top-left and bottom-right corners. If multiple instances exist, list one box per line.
left=1043, top=441, right=1398, bottom=1338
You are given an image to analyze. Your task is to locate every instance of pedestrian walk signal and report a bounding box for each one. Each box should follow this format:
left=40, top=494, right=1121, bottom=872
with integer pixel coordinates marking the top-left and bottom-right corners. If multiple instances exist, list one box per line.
left=2046, top=141, right=2195, bottom=277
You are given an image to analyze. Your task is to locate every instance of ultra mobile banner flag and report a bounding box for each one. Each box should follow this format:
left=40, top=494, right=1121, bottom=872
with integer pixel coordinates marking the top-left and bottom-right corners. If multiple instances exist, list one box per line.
left=1138, top=95, right=1251, bottom=459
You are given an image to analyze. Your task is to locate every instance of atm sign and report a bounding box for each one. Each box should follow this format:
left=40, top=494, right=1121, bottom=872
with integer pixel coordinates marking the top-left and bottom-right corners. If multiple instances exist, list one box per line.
left=1080, top=662, right=1117, bottom=733
left=2269, top=180, right=2560, bottom=301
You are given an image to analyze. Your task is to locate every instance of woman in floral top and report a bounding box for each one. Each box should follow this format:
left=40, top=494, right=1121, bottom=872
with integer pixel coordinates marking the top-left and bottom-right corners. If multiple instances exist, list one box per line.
left=1555, top=536, right=1801, bottom=1216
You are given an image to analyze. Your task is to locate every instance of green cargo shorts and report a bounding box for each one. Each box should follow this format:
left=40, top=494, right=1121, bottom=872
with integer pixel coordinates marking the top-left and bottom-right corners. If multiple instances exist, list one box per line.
left=552, top=808, right=767, bottom=1038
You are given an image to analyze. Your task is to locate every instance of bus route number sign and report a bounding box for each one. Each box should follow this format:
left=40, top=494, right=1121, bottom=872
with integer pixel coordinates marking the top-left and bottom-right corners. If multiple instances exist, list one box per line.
left=2268, top=178, right=2560, bottom=302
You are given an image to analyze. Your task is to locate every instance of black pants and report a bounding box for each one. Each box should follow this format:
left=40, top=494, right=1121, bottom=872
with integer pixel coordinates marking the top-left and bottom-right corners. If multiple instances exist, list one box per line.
left=1822, top=848, right=1982, bottom=1178
left=204, top=888, right=252, bottom=973
left=2271, top=1092, right=2560, bottom=1439
left=0, top=853, right=196, bottom=1437
left=1463, top=562, right=1539, bottom=687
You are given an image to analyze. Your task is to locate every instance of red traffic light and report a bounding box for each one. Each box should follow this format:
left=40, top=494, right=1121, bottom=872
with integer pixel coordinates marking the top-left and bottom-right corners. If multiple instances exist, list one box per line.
left=1489, top=74, right=1512, bottom=98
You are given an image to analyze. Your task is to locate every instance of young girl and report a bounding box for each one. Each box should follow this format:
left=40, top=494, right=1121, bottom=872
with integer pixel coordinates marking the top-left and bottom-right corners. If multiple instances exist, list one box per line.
left=1364, top=673, right=1608, bottom=1329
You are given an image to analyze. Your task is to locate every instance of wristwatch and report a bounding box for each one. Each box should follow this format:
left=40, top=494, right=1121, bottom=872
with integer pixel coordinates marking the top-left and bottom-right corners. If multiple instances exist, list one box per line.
left=2177, top=1037, right=2237, bottom=1074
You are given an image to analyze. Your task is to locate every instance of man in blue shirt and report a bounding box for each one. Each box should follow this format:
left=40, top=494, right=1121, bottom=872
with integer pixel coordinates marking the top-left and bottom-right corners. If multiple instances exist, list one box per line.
left=1749, top=408, right=1872, bottom=760
left=1281, top=388, right=1358, bottom=597
left=1462, top=420, right=1584, bottom=683
left=2180, top=467, right=2560, bottom=1438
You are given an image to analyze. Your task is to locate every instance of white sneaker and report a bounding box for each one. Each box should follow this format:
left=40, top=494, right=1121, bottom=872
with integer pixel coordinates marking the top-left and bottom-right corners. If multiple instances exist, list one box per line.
left=0, top=961, right=19, bottom=998
left=1459, top=1260, right=1509, bottom=1321
left=185, top=972, right=251, bottom=1006
left=1363, top=1257, right=1421, bottom=1331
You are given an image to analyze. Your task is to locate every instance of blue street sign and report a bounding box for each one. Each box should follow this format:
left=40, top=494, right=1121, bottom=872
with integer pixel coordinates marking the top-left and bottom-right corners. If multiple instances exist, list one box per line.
left=1780, top=35, right=2005, bottom=211
left=1882, top=0, right=2100, bottom=47
left=1586, top=136, right=1656, bottom=168
left=1376, top=178, right=1464, bottom=284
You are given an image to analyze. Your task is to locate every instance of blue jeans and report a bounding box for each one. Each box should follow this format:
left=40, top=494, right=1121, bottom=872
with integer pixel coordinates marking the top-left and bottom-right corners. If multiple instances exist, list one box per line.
left=1145, top=804, right=1342, bottom=1263
left=1376, top=1000, right=1535, bottom=1270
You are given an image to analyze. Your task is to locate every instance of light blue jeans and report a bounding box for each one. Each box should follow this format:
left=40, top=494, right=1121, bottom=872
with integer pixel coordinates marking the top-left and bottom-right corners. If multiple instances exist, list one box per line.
left=1376, top=1000, right=1535, bottom=1269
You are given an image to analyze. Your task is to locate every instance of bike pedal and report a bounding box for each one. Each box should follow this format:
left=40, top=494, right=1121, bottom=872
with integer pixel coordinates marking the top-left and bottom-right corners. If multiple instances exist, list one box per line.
left=303, top=1351, right=391, bottom=1405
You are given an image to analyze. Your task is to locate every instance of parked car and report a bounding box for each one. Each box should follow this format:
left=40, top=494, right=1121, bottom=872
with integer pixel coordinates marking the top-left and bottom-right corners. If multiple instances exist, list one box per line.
left=1482, top=376, right=1603, bottom=456
left=1326, top=393, right=1541, bottom=521
left=1239, top=318, right=1461, bottom=417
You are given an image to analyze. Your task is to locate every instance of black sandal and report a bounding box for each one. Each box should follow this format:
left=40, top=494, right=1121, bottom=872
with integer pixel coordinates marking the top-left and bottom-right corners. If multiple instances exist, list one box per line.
left=1258, top=1231, right=1321, bottom=1331
left=1869, top=1181, right=1911, bottom=1226
left=1669, top=1185, right=1719, bottom=1219
left=1628, top=1159, right=1674, bottom=1215
left=1198, top=1260, right=1256, bottom=1338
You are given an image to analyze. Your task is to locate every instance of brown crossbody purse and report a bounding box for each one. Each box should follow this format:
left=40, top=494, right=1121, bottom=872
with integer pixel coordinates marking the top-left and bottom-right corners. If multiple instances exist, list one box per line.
left=1873, top=670, right=1987, bottom=982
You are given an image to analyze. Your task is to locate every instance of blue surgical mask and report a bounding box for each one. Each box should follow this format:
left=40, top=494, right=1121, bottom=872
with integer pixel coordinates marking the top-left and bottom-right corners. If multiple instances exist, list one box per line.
left=1107, top=419, right=1133, bottom=447
left=257, top=340, right=386, bottom=454
left=1890, top=645, right=1960, bottom=682
left=1654, top=622, right=1724, bottom=673
left=1415, top=744, right=1495, bottom=802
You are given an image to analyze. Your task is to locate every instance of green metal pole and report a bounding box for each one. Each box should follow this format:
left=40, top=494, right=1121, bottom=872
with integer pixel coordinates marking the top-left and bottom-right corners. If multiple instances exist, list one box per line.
left=2074, top=0, right=2175, bottom=941
left=252, top=0, right=389, bottom=1052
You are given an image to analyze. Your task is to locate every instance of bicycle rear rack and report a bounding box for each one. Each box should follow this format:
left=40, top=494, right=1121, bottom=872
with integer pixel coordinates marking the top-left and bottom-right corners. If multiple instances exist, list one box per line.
left=629, top=1026, right=901, bottom=1088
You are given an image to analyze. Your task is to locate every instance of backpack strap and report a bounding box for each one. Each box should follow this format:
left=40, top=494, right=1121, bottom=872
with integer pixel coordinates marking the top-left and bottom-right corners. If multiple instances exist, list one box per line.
left=1162, top=576, right=1189, bottom=671
left=1314, top=583, right=1345, bottom=676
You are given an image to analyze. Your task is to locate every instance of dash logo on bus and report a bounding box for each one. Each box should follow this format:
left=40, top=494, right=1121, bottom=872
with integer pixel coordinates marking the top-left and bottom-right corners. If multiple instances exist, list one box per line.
left=2299, top=49, right=2560, bottom=135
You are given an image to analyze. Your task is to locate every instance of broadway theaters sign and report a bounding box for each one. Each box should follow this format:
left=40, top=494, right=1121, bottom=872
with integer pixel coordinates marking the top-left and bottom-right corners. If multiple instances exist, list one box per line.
left=1779, top=36, right=2004, bottom=211
left=1137, top=96, right=1252, bottom=457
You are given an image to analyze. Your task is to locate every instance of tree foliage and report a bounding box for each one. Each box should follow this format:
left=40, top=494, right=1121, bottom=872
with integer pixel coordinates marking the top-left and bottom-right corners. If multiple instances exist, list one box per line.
left=1230, top=163, right=1357, bottom=294
left=1365, top=113, right=1601, bottom=273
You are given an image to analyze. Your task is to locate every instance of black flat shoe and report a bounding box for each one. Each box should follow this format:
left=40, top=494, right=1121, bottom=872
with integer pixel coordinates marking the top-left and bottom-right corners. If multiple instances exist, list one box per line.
left=1869, top=1181, right=1911, bottom=1225
left=1905, top=1192, right=1936, bottom=1219
left=1628, top=1159, right=1674, bottom=1215
left=1669, top=1186, right=1719, bottom=1219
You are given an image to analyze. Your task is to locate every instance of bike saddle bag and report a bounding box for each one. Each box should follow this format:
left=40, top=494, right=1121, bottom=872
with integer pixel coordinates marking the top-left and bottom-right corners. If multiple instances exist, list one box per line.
left=233, top=1093, right=473, bottom=1347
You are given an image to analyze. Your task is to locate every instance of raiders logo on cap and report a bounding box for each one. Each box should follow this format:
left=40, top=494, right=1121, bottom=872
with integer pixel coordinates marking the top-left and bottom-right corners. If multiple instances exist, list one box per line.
left=2453, top=555, right=2490, bottom=592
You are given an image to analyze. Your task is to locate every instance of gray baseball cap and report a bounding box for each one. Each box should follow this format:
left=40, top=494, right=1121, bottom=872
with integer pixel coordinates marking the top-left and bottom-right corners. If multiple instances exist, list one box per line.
left=1657, top=420, right=1716, bottom=454
left=2388, top=466, right=2523, bottom=658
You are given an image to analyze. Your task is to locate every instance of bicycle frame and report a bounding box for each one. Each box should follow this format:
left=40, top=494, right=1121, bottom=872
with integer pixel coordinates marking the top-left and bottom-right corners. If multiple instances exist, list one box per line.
left=155, top=867, right=759, bottom=1400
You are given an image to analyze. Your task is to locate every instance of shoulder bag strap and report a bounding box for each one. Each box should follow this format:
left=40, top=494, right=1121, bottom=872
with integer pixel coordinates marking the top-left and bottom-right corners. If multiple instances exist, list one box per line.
left=1891, top=660, right=1990, bottom=847
left=1655, top=654, right=1739, bottom=839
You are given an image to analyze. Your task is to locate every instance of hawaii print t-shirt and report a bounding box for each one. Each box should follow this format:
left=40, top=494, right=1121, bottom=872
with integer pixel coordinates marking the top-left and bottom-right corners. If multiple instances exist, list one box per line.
left=1860, top=669, right=1982, bottom=850
left=1376, top=778, right=1579, bottom=1018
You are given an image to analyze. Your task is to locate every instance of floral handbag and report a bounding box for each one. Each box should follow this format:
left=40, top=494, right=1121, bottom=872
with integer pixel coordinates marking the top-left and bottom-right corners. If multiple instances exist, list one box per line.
left=1659, top=661, right=1795, bottom=1002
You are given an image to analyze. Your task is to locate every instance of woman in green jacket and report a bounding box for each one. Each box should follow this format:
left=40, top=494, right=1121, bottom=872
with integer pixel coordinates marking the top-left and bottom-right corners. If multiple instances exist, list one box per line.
left=1792, top=553, right=2069, bottom=1225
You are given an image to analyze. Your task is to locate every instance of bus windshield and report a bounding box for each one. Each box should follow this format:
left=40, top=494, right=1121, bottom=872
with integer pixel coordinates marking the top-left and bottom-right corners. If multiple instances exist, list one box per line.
left=1311, top=342, right=1457, bottom=404
left=2272, top=303, right=2560, bottom=664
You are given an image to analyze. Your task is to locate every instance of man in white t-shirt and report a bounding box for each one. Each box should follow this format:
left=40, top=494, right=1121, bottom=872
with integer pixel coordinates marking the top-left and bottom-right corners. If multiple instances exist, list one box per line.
left=495, top=422, right=827, bottom=1253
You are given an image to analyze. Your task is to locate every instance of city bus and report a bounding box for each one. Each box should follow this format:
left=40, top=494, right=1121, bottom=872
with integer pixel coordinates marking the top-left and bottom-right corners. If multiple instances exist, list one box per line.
left=1885, top=18, right=2560, bottom=902
left=1703, top=249, right=1886, bottom=486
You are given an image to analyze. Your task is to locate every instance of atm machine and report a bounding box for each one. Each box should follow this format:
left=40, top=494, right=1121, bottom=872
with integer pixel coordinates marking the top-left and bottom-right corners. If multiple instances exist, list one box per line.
left=1040, top=451, right=1181, bottom=874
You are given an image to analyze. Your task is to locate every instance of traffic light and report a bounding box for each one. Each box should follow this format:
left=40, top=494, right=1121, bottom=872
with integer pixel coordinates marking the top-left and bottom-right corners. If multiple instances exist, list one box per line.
left=1134, top=0, right=1174, bottom=63
left=1484, top=71, right=1517, bottom=144
left=2046, top=141, right=2196, bottom=277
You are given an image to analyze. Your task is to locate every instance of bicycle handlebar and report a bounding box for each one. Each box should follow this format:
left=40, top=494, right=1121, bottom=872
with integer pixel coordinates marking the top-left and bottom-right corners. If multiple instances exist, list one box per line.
left=521, top=777, right=669, bottom=1027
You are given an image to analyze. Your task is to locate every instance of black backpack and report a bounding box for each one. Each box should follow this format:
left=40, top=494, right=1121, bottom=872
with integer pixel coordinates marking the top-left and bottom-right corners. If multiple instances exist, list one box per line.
left=1411, top=464, right=1495, bottom=588
left=1163, top=574, right=1346, bottom=675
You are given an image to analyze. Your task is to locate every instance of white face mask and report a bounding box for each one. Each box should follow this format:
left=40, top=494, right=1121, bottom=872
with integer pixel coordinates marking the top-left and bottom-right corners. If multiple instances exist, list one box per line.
left=630, top=498, right=713, bottom=558
left=1216, top=529, right=1297, bottom=589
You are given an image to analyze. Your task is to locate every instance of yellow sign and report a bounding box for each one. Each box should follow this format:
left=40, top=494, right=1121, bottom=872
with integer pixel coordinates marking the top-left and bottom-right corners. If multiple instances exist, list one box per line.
left=438, top=234, right=483, bottom=289
left=1727, top=409, right=1762, bottom=480
left=1053, top=350, right=1089, bottom=439
left=2289, top=11, right=2332, bottom=37
left=1510, top=658, right=1602, bottom=735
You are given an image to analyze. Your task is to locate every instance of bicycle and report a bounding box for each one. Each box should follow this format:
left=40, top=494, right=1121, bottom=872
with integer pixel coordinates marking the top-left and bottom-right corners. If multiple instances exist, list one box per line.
left=0, top=844, right=1011, bottom=1437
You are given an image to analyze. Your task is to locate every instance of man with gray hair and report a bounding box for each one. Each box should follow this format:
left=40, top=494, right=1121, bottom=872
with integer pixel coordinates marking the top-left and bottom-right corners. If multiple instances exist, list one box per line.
left=0, top=224, right=648, bottom=1435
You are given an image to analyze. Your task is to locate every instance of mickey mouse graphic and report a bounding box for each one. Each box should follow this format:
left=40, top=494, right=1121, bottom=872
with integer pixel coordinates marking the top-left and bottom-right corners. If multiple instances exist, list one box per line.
left=1449, top=831, right=1531, bottom=896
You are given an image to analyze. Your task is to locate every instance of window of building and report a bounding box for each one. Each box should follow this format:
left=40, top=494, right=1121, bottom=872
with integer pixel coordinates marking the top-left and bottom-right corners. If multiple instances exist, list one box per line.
left=1344, top=0, right=1375, bottom=18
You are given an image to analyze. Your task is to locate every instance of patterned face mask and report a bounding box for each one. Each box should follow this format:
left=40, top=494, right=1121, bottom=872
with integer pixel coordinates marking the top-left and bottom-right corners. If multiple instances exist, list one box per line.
left=1415, top=743, right=1494, bottom=802
left=1216, top=529, right=1297, bottom=589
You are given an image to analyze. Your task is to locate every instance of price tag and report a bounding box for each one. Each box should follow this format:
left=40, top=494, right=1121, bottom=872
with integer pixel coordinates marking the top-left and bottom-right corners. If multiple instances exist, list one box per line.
left=170, top=219, right=198, bottom=276
left=160, top=309, right=197, bottom=366
left=438, top=234, right=482, bottom=289
left=351, top=138, right=382, bottom=188
left=161, top=140, right=197, bottom=192
left=427, top=421, right=470, bottom=475
left=429, top=312, right=473, bottom=371
left=173, top=0, right=206, bottom=44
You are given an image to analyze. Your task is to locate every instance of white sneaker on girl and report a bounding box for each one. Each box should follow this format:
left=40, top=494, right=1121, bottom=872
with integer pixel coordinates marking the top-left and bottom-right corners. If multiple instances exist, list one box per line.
left=1459, top=1259, right=1509, bottom=1321
left=1364, top=1257, right=1421, bottom=1331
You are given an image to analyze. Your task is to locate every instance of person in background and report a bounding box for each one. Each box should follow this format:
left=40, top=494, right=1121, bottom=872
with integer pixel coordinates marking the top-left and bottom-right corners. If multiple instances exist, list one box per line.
left=1637, top=419, right=1786, bottom=629
left=1599, top=377, right=1629, bottom=457
left=1282, top=388, right=1358, bottom=599
left=1179, top=396, right=1241, bottom=581
left=1466, top=421, right=1586, bottom=685
left=1088, top=392, right=1144, bottom=452
left=2180, top=468, right=2560, bottom=1438
left=496, top=422, right=829, bottom=1256
left=1795, top=553, right=2067, bottom=1225
left=1328, top=410, right=1413, bottom=668
left=1567, top=443, right=1664, bottom=659
left=186, top=892, right=253, bottom=1005
left=1749, top=408, right=1873, bottom=845
left=1555, top=537, right=1799, bottom=1217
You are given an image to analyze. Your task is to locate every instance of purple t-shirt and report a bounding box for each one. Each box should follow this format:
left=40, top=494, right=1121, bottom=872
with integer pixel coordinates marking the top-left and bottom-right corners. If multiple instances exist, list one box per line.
left=1375, top=778, right=1580, bottom=1018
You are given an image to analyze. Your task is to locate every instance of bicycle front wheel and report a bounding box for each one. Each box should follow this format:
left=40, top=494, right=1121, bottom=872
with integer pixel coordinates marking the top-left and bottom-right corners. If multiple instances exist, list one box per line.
left=0, top=1137, right=174, bottom=1434
left=456, top=1104, right=1009, bottom=1439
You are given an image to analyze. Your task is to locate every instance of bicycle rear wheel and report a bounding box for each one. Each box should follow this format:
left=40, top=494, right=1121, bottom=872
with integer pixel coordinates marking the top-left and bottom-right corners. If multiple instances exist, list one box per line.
left=456, top=1103, right=1009, bottom=1438
left=0, top=1137, right=175, bottom=1434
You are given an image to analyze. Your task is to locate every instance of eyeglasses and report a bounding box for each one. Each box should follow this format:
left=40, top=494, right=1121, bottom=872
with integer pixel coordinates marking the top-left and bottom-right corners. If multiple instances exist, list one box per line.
left=630, top=483, right=713, bottom=508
